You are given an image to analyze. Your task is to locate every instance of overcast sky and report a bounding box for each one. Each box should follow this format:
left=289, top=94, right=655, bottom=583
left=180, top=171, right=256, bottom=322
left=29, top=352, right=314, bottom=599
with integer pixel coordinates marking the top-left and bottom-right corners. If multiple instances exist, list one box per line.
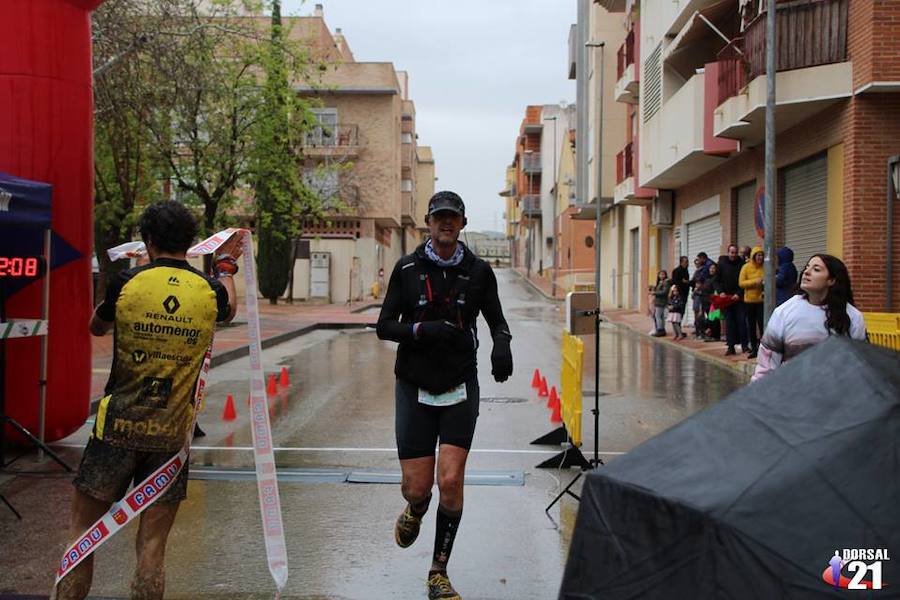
left=282, top=0, right=577, bottom=233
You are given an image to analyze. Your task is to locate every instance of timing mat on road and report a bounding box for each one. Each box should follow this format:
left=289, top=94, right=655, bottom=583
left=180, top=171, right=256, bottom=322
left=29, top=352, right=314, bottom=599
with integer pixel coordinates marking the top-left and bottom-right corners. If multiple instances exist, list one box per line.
left=190, top=465, right=525, bottom=486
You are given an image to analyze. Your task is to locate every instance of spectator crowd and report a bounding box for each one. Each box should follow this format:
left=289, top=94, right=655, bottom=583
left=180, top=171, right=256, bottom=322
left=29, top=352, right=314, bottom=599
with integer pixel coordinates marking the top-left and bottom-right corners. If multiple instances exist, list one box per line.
left=649, top=243, right=801, bottom=359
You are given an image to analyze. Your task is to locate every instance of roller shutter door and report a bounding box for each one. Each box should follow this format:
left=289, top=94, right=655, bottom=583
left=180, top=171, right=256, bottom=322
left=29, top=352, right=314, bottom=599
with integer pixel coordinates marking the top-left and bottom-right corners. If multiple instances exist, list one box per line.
left=735, top=182, right=758, bottom=249
left=783, top=155, right=827, bottom=272
left=686, top=214, right=722, bottom=266
left=684, top=214, right=722, bottom=326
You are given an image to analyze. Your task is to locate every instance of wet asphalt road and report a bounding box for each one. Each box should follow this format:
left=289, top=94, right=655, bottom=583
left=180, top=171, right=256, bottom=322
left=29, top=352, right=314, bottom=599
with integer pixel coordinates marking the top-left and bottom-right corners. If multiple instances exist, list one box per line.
left=0, top=268, right=748, bottom=599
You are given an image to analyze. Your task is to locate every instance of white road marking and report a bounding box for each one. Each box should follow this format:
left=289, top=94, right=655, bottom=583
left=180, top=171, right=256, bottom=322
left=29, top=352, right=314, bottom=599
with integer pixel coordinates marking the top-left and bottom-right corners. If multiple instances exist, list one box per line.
left=50, top=442, right=626, bottom=456
left=192, top=445, right=626, bottom=455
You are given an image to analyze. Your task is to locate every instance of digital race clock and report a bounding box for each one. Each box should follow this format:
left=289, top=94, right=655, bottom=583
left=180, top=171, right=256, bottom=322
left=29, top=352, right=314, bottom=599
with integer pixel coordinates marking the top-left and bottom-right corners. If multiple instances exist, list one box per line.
left=0, top=255, right=46, bottom=279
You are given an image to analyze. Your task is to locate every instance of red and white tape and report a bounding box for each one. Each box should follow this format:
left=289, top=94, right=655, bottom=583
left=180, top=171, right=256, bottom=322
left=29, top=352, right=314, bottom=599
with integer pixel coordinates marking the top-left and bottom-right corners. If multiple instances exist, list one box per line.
left=56, top=229, right=288, bottom=597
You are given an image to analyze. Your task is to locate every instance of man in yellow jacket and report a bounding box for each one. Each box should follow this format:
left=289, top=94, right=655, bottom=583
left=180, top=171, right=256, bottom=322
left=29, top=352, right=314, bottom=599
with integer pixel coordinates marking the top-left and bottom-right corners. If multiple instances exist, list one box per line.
left=739, top=246, right=765, bottom=358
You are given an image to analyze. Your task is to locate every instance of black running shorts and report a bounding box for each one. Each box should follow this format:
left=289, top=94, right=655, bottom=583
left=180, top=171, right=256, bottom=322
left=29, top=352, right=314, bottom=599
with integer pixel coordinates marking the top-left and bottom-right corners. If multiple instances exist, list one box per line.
left=73, top=437, right=189, bottom=504
left=395, top=377, right=480, bottom=460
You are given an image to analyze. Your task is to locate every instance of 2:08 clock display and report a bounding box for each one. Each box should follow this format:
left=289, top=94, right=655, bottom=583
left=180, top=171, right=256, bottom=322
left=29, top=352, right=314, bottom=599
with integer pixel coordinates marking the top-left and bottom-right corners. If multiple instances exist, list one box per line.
left=0, top=256, right=46, bottom=278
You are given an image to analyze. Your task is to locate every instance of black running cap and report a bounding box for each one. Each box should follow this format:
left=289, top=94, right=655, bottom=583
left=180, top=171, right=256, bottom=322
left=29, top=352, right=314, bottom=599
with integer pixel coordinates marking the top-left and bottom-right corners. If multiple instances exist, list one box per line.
left=428, top=191, right=465, bottom=216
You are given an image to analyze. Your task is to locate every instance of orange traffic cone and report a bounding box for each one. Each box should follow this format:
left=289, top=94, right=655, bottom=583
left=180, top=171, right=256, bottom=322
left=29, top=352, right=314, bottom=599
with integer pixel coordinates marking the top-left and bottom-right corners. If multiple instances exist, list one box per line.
left=550, top=401, right=562, bottom=423
left=547, top=386, right=559, bottom=409
left=531, top=368, right=541, bottom=388
left=279, top=367, right=290, bottom=387
left=266, top=373, right=277, bottom=395
left=538, top=376, right=549, bottom=397
left=222, top=394, right=237, bottom=421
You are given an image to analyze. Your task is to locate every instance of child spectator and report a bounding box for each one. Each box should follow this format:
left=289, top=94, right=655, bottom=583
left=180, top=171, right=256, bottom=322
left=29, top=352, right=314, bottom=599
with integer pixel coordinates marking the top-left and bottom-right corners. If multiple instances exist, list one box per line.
left=667, top=284, right=687, bottom=340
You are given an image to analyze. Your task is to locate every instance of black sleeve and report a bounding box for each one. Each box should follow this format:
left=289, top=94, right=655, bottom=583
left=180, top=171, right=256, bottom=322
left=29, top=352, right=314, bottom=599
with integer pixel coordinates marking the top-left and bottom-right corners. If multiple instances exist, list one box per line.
left=209, top=277, right=230, bottom=322
left=95, top=268, right=131, bottom=322
left=376, top=261, right=415, bottom=343
left=480, top=263, right=511, bottom=341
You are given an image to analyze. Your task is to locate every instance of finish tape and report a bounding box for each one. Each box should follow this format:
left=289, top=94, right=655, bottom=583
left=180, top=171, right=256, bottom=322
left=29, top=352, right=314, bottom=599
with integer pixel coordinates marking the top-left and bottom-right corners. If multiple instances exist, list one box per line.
left=55, top=229, right=288, bottom=597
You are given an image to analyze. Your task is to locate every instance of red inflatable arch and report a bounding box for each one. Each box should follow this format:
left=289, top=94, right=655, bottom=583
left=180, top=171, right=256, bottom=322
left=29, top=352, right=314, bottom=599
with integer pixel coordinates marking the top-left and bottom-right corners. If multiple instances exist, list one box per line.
left=0, top=0, right=105, bottom=442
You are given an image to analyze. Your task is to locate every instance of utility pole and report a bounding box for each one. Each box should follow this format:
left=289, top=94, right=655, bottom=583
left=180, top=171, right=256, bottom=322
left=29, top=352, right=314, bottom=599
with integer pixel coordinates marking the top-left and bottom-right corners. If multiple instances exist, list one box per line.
left=763, top=0, right=777, bottom=324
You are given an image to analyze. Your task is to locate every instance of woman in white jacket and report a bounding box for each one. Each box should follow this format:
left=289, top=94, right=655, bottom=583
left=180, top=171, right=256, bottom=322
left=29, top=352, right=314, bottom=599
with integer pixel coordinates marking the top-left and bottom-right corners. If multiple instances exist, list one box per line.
left=752, top=254, right=867, bottom=381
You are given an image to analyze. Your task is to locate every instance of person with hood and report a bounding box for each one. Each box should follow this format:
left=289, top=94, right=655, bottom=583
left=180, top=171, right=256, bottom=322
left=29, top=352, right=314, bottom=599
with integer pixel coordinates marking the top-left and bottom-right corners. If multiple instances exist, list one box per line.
left=376, top=190, right=513, bottom=600
left=740, top=246, right=765, bottom=358
left=717, top=244, right=749, bottom=355
left=775, top=246, right=798, bottom=306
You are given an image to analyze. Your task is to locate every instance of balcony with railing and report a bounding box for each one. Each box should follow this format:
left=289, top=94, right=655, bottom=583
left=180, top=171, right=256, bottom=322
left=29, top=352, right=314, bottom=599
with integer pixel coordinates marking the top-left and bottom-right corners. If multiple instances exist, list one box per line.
left=401, top=143, right=414, bottom=174
left=521, top=152, right=542, bottom=174
left=302, top=124, right=361, bottom=158
left=594, top=0, right=626, bottom=12
left=614, top=142, right=654, bottom=205
left=713, top=0, right=852, bottom=145
left=642, top=70, right=727, bottom=189
left=743, top=0, right=848, bottom=81
left=520, top=195, right=541, bottom=218
left=615, top=29, right=638, bottom=104
left=616, top=143, right=634, bottom=185
left=401, top=190, right=416, bottom=226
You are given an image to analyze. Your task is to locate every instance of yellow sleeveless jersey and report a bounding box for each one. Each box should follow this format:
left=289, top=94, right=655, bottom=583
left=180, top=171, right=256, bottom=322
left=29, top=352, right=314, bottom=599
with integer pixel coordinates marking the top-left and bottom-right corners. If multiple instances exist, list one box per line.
left=93, top=258, right=229, bottom=452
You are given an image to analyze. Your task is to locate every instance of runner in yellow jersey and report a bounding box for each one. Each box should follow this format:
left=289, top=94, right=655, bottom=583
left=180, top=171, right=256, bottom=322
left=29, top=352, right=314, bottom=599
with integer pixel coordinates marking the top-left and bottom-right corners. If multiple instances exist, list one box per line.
left=55, top=201, right=236, bottom=600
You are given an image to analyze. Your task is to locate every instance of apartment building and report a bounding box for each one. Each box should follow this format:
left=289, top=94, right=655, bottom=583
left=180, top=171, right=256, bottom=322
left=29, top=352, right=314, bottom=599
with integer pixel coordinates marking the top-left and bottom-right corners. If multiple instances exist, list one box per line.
left=602, top=0, right=899, bottom=312
left=555, top=121, right=598, bottom=292
left=570, top=1, right=643, bottom=310
left=462, top=231, right=510, bottom=266
left=281, top=5, right=435, bottom=303
left=415, top=144, right=435, bottom=240
left=500, top=164, right=518, bottom=261
left=509, top=106, right=543, bottom=277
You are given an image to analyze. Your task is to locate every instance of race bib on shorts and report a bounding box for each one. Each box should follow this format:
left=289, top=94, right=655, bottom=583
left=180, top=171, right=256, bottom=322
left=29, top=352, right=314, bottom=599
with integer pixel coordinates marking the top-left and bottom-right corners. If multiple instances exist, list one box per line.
left=418, top=384, right=466, bottom=407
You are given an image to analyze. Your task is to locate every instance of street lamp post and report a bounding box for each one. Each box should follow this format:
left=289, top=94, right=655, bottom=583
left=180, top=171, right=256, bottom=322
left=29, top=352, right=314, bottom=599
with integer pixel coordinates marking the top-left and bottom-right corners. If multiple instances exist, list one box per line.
left=543, top=114, right=558, bottom=298
left=585, top=40, right=605, bottom=312
left=585, top=39, right=605, bottom=472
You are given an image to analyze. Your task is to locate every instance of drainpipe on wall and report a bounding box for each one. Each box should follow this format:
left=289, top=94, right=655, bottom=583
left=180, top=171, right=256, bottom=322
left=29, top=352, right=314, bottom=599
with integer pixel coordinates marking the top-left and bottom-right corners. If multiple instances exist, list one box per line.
left=887, top=155, right=899, bottom=311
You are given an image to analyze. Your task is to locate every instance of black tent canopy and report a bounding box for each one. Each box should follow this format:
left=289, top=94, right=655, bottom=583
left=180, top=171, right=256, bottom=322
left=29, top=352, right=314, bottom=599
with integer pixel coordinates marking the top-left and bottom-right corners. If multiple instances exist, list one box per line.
left=560, top=338, right=900, bottom=599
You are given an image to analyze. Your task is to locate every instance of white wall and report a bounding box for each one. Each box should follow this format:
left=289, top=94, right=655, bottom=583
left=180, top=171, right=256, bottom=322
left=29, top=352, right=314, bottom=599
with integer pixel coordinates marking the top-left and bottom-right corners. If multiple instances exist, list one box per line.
left=588, top=3, right=627, bottom=203
left=640, top=71, right=705, bottom=187
left=540, top=104, right=578, bottom=271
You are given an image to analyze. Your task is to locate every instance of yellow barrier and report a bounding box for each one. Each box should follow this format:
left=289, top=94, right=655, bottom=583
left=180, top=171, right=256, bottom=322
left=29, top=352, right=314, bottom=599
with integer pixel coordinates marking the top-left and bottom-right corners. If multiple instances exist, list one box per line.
left=863, top=312, right=900, bottom=351
left=560, top=332, right=584, bottom=447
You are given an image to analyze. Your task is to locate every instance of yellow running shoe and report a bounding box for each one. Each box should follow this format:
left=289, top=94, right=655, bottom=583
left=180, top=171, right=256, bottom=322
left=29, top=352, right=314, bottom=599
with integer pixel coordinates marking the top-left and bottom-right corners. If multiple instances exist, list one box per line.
left=394, top=504, right=422, bottom=548
left=427, top=571, right=462, bottom=600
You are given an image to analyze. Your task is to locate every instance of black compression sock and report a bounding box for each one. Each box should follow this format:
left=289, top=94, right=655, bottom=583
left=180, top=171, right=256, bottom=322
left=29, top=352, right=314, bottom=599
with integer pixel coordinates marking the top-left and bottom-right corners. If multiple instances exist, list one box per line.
left=432, top=505, right=463, bottom=568
left=410, top=494, right=431, bottom=518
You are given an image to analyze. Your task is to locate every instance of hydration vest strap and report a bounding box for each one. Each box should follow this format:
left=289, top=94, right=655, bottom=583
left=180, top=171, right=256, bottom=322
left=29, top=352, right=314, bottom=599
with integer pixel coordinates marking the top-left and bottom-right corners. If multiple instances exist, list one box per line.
left=410, top=255, right=474, bottom=327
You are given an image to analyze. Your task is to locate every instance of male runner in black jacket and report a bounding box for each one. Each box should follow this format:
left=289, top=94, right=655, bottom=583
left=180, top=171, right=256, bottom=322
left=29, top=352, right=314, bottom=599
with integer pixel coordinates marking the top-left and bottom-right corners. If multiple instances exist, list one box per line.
left=376, top=191, right=512, bottom=600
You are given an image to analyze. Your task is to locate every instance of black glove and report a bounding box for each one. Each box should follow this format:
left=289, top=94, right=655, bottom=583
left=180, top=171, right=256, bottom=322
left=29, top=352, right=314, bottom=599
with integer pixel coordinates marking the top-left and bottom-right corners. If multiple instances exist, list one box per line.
left=491, top=335, right=513, bottom=382
left=417, top=320, right=467, bottom=346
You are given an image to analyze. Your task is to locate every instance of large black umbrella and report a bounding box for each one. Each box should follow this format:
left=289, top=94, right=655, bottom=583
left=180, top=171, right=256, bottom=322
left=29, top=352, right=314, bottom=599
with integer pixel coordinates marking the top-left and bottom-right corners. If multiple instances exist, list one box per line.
left=560, top=337, right=900, bottom=599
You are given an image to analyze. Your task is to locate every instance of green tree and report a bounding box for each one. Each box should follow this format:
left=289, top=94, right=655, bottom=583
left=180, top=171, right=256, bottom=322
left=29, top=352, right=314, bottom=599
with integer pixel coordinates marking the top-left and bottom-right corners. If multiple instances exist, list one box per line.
left=92, top=0, right=361, bottom=299
left=92, top=1, right=162, bottom=298
left=253, top=0, right=315, bottom=303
